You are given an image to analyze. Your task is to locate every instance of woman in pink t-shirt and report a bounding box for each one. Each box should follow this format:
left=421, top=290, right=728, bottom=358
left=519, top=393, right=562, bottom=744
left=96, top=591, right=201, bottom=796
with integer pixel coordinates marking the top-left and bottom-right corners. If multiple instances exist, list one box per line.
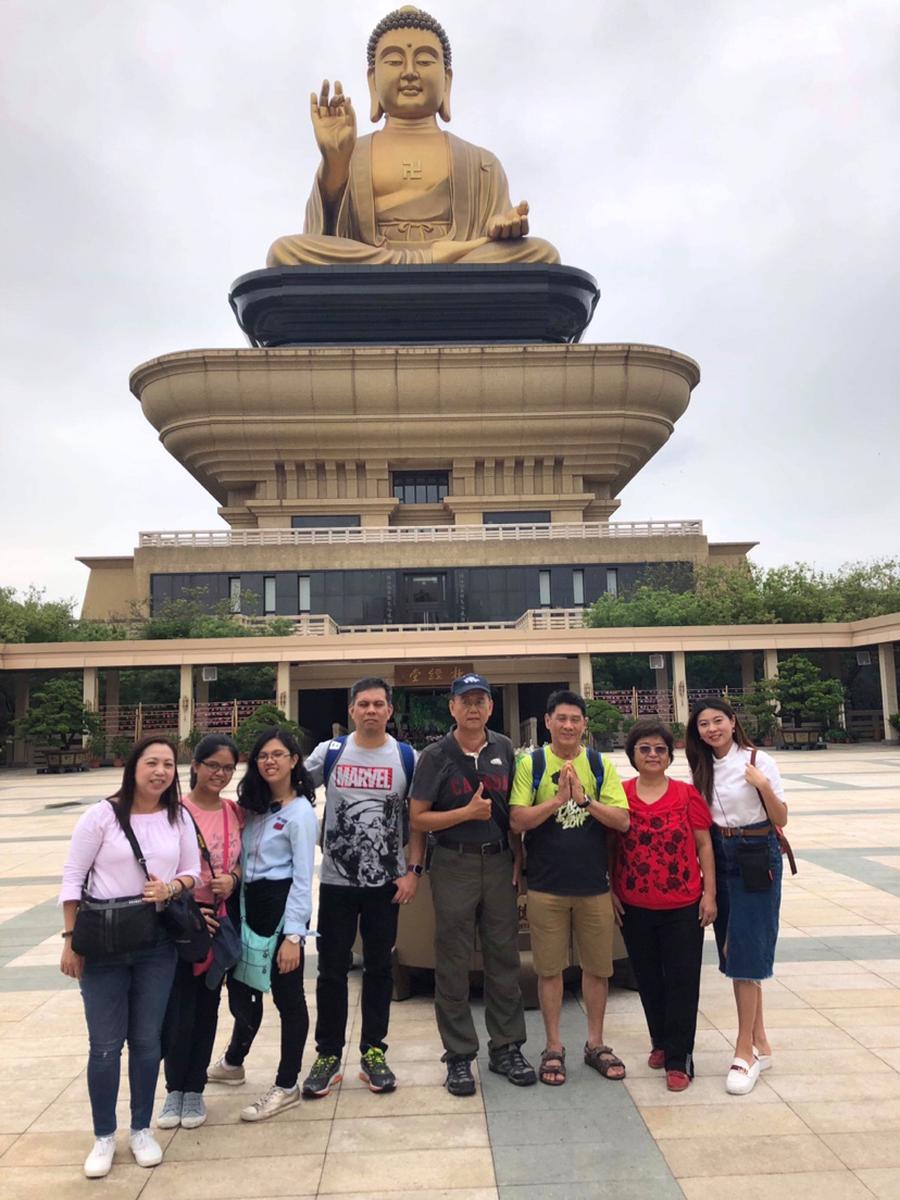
left=158, top=734, right=243, bottom=1132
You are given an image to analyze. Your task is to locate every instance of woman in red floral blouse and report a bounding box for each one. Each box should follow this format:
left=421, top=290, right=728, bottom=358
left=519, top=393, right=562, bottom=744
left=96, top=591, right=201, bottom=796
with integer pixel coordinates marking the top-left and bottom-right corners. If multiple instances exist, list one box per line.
left=611, top=719, right=716, bottom=1091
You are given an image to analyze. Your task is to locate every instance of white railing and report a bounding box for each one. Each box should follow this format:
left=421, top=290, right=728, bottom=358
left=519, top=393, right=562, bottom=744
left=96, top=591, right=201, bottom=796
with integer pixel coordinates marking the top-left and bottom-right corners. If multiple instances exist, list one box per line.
left=234, top=608, right=587, bottom=637
left=138, top=520, right=703, bottom=549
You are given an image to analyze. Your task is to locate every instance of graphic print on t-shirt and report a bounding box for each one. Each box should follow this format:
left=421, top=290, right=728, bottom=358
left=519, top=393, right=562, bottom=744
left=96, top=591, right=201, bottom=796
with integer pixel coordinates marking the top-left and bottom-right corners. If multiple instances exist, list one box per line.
left=326, top=761, right=403, bottom=886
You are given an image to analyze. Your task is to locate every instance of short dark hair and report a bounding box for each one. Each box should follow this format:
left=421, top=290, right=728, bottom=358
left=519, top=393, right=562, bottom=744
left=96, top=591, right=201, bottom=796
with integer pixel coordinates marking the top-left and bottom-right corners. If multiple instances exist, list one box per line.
left=190, top=733, right=239, bottom=789
left=625, top=719, right=675, bottom=768
left=367, top=7, right=452, bottom=69
left=350, top=677, right=392, bottom=704
left=545, top=689, right=587, bottom=717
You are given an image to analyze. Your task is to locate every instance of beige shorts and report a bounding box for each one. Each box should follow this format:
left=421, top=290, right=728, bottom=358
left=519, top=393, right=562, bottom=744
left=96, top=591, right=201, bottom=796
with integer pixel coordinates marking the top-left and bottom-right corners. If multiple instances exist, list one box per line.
left=525, top=889, right=615, bottom=978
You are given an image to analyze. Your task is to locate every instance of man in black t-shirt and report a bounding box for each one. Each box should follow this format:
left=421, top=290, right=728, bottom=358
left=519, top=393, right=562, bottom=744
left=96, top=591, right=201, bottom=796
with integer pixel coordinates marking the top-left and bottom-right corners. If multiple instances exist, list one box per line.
left=410, top=674, right=536, bottom=1097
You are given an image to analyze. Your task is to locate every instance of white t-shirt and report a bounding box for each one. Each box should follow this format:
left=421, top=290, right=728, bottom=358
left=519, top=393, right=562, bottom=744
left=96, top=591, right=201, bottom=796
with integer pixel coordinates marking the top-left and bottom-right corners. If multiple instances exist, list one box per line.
left=710, top=743, right=785, bottom=828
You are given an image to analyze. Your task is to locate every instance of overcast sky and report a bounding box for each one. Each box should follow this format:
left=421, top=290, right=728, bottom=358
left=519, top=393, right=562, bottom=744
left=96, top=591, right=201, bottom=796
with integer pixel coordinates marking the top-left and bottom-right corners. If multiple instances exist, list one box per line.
left=3, top=0, right=898, bottom=607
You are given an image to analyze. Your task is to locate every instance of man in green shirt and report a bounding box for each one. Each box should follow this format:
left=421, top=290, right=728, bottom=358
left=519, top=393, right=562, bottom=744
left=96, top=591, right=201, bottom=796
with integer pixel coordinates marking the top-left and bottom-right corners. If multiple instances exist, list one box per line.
left=510, top=690, right=630, bottom=1086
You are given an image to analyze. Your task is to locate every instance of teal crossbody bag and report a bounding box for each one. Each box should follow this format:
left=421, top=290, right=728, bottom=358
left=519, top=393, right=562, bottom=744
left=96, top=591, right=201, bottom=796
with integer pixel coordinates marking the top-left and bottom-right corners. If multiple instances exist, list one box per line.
left=232, top=852, right=284, bottom=993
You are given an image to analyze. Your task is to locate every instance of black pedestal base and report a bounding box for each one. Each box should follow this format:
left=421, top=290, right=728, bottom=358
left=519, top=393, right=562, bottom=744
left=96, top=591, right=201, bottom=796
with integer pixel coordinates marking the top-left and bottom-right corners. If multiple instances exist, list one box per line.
left=228, top=263, right=599, bottom=347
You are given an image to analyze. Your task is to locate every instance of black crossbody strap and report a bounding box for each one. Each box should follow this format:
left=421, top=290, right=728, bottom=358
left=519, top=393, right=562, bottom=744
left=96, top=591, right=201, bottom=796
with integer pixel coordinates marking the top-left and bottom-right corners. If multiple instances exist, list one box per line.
left=181, top=804, right=216, bottom=878
left=105, top=798, right=151, bottom=881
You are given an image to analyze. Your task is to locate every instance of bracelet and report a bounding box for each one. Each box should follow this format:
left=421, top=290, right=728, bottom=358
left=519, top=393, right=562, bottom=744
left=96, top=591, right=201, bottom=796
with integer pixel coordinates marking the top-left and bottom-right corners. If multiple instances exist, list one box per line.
left=406, top=864, right=423, bottom=877
left=230, top=870, right=240, bottom=888
left=61, top=931, right=73, bottom=939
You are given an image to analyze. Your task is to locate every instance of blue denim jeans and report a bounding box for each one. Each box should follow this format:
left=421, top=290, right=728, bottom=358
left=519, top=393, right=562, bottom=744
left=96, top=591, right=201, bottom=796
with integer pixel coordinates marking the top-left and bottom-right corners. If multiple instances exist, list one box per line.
left=79, top=939, right=177, bottom=1135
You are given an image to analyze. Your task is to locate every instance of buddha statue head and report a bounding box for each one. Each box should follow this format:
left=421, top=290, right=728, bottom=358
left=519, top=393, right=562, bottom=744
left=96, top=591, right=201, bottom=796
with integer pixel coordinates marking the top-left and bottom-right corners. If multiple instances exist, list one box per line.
left=366, top=6, right=453, bottom=124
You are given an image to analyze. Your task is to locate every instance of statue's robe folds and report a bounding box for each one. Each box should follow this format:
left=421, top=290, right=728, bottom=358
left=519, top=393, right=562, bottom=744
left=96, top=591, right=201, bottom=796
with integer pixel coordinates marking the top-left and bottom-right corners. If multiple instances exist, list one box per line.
left=267, top=132, right=559, bottom=266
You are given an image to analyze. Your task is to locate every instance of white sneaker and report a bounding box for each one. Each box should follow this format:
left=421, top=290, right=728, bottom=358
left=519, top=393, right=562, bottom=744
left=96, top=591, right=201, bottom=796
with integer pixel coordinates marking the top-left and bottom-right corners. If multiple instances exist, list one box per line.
left=240, top=1083, right=300, bottom=1122
left=84, top=1134, right=116, bottom=1179
left=725, top=1056, right=761, bottom=1095
left=207, top=1054, right=246, bottom=1086
left=129, top=1128, right=164, bottom=1168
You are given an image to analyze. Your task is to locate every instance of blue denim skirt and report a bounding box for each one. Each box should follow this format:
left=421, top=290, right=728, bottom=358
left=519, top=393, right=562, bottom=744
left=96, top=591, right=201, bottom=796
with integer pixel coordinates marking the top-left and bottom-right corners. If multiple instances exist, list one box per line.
left=712, top=821, right=782, bottom=981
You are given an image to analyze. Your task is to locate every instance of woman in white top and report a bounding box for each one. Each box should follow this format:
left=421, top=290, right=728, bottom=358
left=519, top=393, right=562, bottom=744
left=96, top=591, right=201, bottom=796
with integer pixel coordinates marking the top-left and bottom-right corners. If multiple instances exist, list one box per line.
left=686, top=698, right=788, bottom=1096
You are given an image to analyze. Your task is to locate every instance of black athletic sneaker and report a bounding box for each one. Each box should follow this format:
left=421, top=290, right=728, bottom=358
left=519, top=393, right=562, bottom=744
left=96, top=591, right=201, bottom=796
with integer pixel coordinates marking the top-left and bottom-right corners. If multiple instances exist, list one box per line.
left=445, top=1057, right=477, bottom=1097
left=301, top=1054, right=343, bottom=1098
left=488, top=1044, right=537, bottom=1086
left=359, top=1048, right=397, bottom=1093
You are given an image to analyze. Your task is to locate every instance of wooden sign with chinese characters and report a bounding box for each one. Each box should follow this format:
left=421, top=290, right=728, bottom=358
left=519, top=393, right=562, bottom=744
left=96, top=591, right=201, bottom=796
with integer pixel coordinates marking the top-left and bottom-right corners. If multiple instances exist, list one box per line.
left=395, top=663, right=474, bottom=688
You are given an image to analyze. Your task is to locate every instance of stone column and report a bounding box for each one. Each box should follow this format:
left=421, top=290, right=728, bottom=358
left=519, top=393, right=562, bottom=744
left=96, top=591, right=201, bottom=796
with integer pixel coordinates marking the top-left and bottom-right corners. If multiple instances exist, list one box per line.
left=654, top=657, right=670, bottom=720
left=82, top=667, right=99, bottom=749
left=12, top=675, right=29, bottom=766
left=504, top=683, right=521, bottom=743
left=879, top=643, right=899, bottom=742
left=672, top=650, right=689, bottom=727
left=740, top=651, right=756, bottom=690
left=276, top=662, right=296, bottom=723
left=577, top=653, right=594, bottom=700
left=179, top=665, right=194, bottom=747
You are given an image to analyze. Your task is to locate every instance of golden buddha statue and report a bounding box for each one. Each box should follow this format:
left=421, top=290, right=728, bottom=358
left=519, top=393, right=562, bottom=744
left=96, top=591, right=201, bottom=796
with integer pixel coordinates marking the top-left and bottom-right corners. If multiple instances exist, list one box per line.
left=267, top=6, right=559, bottom=267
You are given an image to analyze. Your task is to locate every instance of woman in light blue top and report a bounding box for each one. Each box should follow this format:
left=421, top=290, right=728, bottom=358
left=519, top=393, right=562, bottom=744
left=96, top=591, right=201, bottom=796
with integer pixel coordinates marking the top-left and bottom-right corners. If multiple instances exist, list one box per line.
left=207, top=727, right=317, bottom=1122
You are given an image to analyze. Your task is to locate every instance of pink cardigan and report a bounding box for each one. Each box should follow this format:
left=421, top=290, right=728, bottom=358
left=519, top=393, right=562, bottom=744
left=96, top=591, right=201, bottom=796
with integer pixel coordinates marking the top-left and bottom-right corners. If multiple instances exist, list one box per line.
left=59, top=801, right=201, bottom=902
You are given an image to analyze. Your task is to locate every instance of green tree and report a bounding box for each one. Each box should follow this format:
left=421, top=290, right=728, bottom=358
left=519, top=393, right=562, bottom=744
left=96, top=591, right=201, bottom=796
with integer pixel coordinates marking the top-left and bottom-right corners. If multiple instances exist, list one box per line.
left=735, top=678, right=780, bottom=741
left=234, top=704, right=304, bottom=754
left=774, top=655, right=845, bottom=728
left=586, top=697, right=625, bottom=743
left=16, top=678, right=101, bottom=750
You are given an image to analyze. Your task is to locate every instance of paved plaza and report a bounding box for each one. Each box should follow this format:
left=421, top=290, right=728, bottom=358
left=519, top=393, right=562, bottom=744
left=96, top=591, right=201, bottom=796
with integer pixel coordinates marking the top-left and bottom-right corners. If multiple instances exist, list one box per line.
left=2, top=746, right=900, bottom=1198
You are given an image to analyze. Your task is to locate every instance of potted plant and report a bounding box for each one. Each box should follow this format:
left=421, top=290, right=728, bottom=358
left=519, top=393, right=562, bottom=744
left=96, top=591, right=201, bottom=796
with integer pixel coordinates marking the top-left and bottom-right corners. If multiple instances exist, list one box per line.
left=15, top=677, right=101, bottom=773
left=670, top=720, right=686, bottom=748
left=87, top=731, right=106, bottom=768
left=586, top=698, right=627, bottom=751
left=890, top=713, right=900, bottom=737
left=111, top=733, right=133, bottom=767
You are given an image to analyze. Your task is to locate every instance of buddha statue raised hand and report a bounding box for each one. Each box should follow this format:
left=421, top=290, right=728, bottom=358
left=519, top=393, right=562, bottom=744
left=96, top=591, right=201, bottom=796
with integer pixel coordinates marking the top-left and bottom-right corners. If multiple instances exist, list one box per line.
left=267, top=6, right=559, bottom=267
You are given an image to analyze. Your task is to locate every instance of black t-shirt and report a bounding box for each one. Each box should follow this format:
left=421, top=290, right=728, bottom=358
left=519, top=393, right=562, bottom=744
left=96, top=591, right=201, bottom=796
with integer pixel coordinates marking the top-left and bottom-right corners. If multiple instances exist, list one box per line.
left=410, top=729, right=515, bottom=845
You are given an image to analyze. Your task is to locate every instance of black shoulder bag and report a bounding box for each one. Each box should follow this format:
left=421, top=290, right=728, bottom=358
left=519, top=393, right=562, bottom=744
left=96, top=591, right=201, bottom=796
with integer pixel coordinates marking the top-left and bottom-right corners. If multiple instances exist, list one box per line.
left=158, top=808, right=213, bottom=963
left=71, top=802, right=160, bottom=960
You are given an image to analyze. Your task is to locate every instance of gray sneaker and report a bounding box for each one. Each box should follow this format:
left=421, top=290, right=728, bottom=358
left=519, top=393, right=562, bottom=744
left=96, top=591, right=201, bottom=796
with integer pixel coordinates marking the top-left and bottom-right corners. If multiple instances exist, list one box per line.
left=207, top=1055, right=245, bottom=1086
left=156, top=1091, right=183, bottom=1129
left=240, top=1083, right=300, bottom=1122
left=180, top=1091, right=207, bottom=1129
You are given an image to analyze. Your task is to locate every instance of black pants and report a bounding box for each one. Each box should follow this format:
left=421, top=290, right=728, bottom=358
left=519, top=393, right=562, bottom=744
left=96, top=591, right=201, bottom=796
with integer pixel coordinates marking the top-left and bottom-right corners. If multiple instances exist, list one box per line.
left=315, top=882, right=399, bottom=1058
left=224, top=878, right=309, bottom=1090
left=620, top=901, right=703, bottom=1074
left=162, top=958, right=223, bottom=1094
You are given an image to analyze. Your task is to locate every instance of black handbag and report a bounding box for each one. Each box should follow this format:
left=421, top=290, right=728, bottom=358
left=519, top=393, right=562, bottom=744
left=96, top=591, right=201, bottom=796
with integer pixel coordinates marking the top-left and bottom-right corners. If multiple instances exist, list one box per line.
left=71, top=802, right=159, bottom=960
left=156, top=808, right=212, bottom=963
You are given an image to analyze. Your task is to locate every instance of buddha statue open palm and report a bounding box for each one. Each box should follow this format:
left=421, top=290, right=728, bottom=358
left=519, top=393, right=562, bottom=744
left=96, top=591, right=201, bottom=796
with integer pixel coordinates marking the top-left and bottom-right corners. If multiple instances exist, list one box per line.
left=267, top=6, right=560, bottom=267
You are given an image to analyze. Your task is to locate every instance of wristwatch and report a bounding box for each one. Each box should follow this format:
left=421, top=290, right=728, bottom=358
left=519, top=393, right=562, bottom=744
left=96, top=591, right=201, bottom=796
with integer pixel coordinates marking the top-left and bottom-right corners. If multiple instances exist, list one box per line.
left=285, top=933, right=302, bottom=945
left=406, top=863, right=424, bottom=876
left=575, top=798, right=591, bottom=809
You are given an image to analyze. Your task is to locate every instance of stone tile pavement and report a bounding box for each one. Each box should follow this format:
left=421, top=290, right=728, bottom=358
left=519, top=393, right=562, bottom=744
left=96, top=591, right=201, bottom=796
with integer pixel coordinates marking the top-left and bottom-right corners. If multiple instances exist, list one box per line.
left=1, top=746, right=900, bottom=1197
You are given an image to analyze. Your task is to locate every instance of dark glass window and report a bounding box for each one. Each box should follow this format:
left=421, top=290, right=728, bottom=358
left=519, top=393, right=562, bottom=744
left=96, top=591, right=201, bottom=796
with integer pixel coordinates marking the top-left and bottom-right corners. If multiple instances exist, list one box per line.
left=263, top=577, right=276, bottom=614
left=483, top=510, right=551, bottom=525
left=392, top=471, right=449, bottom=505
left=291, top=514, right=361, bottom=528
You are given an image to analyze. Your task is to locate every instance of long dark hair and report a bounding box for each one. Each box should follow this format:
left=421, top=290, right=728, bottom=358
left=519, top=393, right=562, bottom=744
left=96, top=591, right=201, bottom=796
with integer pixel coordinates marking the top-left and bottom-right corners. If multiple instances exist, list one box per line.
left=189, top=733, right=239, bottom=789
left=109, top=735, right=181, bottom=825
left=237, top=727, right=315, bottom=815
left=685, top=697, right=755, bottom=804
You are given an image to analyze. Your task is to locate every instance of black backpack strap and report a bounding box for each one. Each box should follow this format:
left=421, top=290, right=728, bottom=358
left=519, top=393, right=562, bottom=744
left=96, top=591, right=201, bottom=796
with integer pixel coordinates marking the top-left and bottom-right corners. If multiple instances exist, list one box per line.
left=530, top=746, right=546, bottom=799
left=181, top=803, right=216, bottom=877
left=106, top=798, right=151, bottom=881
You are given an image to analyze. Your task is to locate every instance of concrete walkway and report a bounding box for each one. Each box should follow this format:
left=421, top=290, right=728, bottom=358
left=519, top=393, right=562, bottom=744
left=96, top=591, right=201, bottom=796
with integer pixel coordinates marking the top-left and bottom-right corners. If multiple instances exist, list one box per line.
left=1, top=745, right=900, bottom=1198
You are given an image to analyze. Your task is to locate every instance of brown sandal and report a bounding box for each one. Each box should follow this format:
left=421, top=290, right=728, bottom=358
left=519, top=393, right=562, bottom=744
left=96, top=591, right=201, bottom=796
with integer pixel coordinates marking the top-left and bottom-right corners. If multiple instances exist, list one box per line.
left=539, top=1046, right=566, bottom=1086
left=584, top=1043, right=626, bottom=1080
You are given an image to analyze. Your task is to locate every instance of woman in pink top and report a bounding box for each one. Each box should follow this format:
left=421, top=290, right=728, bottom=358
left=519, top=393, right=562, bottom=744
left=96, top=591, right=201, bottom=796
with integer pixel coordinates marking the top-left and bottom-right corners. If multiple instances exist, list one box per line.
left=158, top=734, right=243, bottom=1132
left=59, top=737, right=200, bottom=1180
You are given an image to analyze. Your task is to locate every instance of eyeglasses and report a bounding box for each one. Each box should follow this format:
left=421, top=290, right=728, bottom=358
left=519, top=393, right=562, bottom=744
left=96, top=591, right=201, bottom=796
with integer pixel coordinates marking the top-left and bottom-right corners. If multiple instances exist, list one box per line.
left=200, top=760, right=236, bottom=776
left=636, top=744, right=669, bottom=757
left=257, top=751, right=291, bottom=763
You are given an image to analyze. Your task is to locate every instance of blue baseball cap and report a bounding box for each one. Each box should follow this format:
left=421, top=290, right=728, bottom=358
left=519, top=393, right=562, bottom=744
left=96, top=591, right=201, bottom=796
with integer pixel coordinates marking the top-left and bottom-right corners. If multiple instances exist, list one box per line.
left=450, top=673, right=492, bottom=696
